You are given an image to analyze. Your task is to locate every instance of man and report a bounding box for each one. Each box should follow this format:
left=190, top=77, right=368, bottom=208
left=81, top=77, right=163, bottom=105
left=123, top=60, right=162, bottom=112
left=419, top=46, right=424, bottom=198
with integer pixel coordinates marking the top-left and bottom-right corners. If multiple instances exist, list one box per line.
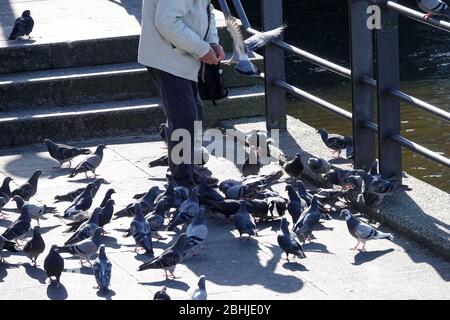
left=138, top=0, right=225, bottom=188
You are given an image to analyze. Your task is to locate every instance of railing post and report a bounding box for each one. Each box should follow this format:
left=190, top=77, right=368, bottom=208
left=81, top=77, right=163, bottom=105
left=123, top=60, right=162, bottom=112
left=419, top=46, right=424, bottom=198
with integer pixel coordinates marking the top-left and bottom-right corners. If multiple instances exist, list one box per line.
left=375, top=0, right=402, bottom=182
left=349, top=0, right=376, bottom=171
left=262, top=0, right=287, bottom=130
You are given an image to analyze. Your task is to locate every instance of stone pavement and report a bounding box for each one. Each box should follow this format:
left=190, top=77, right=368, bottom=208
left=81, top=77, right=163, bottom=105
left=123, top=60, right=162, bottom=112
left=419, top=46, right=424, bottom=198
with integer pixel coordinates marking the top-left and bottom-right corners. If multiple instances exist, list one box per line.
left=0, top=131, right=449, bottom=300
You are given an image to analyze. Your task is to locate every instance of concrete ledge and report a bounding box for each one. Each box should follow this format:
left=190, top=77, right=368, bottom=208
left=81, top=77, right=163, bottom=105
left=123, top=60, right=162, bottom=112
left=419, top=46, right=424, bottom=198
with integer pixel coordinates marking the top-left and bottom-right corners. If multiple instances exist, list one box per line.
left=222, top=116, right=450, bottom=261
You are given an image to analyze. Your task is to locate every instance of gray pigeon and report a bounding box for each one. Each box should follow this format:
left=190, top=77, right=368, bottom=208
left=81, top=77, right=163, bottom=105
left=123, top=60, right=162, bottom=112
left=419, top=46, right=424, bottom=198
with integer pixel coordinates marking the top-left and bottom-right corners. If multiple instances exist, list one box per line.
left=63, top=183, right=95, bottom=219
left=286, top=184, right=307, bottom=225
left=0, top=176, right=14, bottom=203
left=317, top=128, right=353, bottom=159
left=294, top=195, right=321, bottom=242
left=44, top=245, right=65, bottom=288
left=64, top=199, right=115, bottom=233
left=12, top=170, right=42, bottom=201
left=114, top=186, right=162, bottom=219
left=186, top=275, right=207, bottom=300
left=99, top=188, right=115, bottom=208
left=183, top=208, right=208, bottom=258
left=54, top=178, right=108, bottom=203
left=1, top=205, right=31, bottom=243
left=12, top=195, right=56, bottom=226
left=44, top=139, right=91, bottom=168
left=166, top=187, right=200, bottom=231
left=234, top=200, right=257, bottom=239
left=9, top=10, right=34, bottom=40
left=126, top=203, right=154, bottom=256
left=138, top=233, right=187, bottom=280
left=281, top=153, right=304, bottom=180
left=23, top=226, right=46, bottom=266
left=341, top=209, right=394, bottom=251
left=93, top=245, right=112, bottom=293
left=153, top=286, right=171, bottom=300
left=69, top=144, right=107, bottom=178
left=417, top=0, right=450, bottom=18
left=277, top=218, right=306, bottom=261
left=64, top=208, right=101, bottom=245
left=307, top=157, right=331, bottom=174
left=145, top=199, right=168, bottom=240
left=58, top=227, right=103, bottom=266
left=0, top=234, right=19, bottom=263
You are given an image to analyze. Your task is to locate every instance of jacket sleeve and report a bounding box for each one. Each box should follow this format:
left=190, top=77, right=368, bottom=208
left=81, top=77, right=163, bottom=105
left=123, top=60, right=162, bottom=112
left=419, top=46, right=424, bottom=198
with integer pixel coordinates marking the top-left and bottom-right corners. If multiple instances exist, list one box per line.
left=205, top=4, right=220, bottom=44
left=155, top=0, right=211, bottom=58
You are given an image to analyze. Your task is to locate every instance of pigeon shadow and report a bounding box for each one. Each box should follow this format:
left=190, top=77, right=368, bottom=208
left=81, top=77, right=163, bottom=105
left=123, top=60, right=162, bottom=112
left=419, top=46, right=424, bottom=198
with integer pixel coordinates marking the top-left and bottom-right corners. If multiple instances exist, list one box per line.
left=46, top=168, right=72, bottom=180
left=302, top=241, right=333, bottom=254
left=282, top=261, right=309, bottom=272
left=67, top=177, right=97, bottom=184
left=133, top=253, right=154, bottom=263
left=22, top=263, right=47, bottom=284
left=102, top=235, right=122, bottom=250
left=352, top=248, right=395, bottom=266
left=46, top=283, right=68, bottom=300
left=38, top=224, right=60, bottom=235
left=96, top=288, right=116, bottom=300
left=64, top=265, right=94, bottom=275
left=0, top=219, right=12, bottom=227
left=139, top=279, right=190, bottom=292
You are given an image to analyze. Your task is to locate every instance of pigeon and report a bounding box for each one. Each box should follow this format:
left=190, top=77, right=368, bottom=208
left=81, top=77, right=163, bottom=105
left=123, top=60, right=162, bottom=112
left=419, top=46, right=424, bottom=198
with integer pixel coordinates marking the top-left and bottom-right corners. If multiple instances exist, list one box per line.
left=64, top=208, right=101, bottom=245
left=203, top=198, right=240, bottom=218
left=153, top=286, right=171, bottom=300
left=11, top=195, right=56, bottom=226
left=126, top=203, right=154, bottom=256
left=0, top=176, right=14, bottom=203
left=286, top=185, right=307, bottom=225
left=166, top=188, right=200, bottom=231
left=242, top=170, right=283, bottom=188
left=44, top=245, right=65, bottom=288
left=357, top=170, right=395, bottom=196
left=219, top=179, right=240, bottom=193
left=145, top=199, right=167, bottom=240
left=43, top=139, right=91, bottom=168
left=0, top=235, right=19, bottom=263
left=114, top=186, right=162, bottom=219
left=242, top=146, right=262, bottom=177
left=246, top=198, right=269, bottom=220
left=417, top=0, right=450, bottom=19
left=294, top=195, right=321, bottom=242
left=323, top=168, right=359, bottom=189
left=186, top=275, right=208, bottom=300
left=265, top=196, right=287, bottom=218
left=234, top=200, right=257, bottom=239
left=307, top=157, right=331, bottom=174
left=23, top=226, right=46, bottom=266
left=138, top=233, right=187, bottom=280
left=224, top=183, right=259, bottom=200
left=8, top=10, right=34, bottom=40
left=1, top=205, right=31, bottom=243
left=198, top=175, right=224, bottom=203
left=183, top=208, right=208, bottom=258
left=58, top=227, right=103, bottom=266
left=93, top=245, right=112, bottom=293
left=63, top=184, right=95, bottom=219
left=281, top=153, right=304, bottom=180
left=148, top=155, right=169, bottom=168
left=69, top=144, right=107, bottom=178
left=12, top=170, right=42, bottom=201
left=0, top=197, right=8, bottom=218
left=65, top=199, right=115, bottom=233
left=54, top=178, right=108, bottom=203
left=341, top=209, right=394, bottom=251
left=277, top=218, right=306, bottom=261
left=314, top=188, right=349, bottom=205
left=317, top=128, right=353, bottom=159
left=224, top=14, right=284, bottom=76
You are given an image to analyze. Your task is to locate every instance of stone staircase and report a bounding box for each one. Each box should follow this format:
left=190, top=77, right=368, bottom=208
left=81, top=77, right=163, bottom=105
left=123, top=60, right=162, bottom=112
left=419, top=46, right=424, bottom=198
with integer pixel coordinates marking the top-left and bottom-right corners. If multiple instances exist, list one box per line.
left=0, top=11, right=265, bottom=147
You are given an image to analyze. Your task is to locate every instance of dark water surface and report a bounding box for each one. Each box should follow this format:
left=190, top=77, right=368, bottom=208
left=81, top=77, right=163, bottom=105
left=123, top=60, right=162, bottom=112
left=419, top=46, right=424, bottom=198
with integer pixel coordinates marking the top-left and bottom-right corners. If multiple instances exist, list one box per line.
left=231, top=0, right=449, bottom=192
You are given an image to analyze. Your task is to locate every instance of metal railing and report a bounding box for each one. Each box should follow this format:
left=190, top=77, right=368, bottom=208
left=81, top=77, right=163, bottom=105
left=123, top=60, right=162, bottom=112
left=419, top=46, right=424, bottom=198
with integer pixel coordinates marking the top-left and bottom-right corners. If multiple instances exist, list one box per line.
left=217, top=0, right=450, bottom=183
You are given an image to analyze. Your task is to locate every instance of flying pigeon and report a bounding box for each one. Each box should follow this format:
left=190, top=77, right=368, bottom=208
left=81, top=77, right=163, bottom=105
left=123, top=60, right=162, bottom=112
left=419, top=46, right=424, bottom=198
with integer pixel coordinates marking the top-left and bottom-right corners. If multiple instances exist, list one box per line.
left=8, top=10, right=34, bottom=40
left=224, top=14, right=284, bottom=76
left=1, top=205, right=31, bottom=243
left=317, top=128, right=353, bottom=159
left=294, top=195, right=321, bottom=242
left=54, top=178, right=108, bottom=203
left=44, top=245, right=65, bottom=288
left=64, top=208, right=101, bottom=246
left=153, top=286, right=171, bottom=300
left=23, top=226, right=46, bottom=266
left=341, top=209, right=394, bottom=251
left=138, top=233, right=187, bottom=280
left=11, top=195, right=56, bottom=226
left=307, top=157, right=331, bottom=174
left=69, top=144, right=107, bottom=178
left=93, top=245, right=112, bottom=293
left=242, top=146, right=262, bottom=177
left=286, top=184, right=307, bottom=225
left=417, top=0, right=450, bottom=19
left=43, top=139, right=91, bottom=168
left=57, top=227, right=103, bottom=266
left=0, top=235, right=19, bottom=263
left=186, top=275, right=208, bottom=300
left=166, top=187, right=200, bottom=231
left=183, top=208, right=208, bottom=258
left=114, top=186, right=162, bottom=219
left=234, top=200, right=257, bottom=239
left=277, top=218, right=306, bottom=261
left=281, top=153, right=304, bottom=180
left=12, top=170, right=42, bottom=201
left=63, top=183, right=95, bottom=219
left=125, top=203, right=154, bottom=256
left=0, top=176, right=14, bottom=203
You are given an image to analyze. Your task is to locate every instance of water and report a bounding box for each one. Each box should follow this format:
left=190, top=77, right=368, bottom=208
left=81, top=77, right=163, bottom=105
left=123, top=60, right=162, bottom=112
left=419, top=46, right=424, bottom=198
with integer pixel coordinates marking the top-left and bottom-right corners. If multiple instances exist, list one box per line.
left=234, top=0, right=450, bottom=192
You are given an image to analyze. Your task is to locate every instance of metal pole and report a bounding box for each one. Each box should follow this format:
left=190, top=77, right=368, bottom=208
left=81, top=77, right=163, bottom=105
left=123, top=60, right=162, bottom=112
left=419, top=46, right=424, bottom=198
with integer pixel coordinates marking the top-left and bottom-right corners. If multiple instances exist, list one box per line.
left=262, top=0, right=287, bottom=130
left=231, top=0, right=252, bottom=30
left=217, top=0, right=232, bottom=16
left=349, top=0, right=376, bottom=171
left=375, top=0, right=402, bottom=182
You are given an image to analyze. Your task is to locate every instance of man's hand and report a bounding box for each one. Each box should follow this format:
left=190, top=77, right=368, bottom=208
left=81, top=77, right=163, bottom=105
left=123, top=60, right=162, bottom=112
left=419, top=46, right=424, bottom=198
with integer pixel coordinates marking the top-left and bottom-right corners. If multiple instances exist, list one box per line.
left=200, top=47, right=220, bottom=65
left=210, top=43, right=225, bottom=61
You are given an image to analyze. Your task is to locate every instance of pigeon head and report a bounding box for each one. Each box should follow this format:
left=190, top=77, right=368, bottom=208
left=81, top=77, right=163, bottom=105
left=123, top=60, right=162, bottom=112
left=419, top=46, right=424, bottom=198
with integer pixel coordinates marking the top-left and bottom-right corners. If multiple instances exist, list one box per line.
left=98, top=244, right=107, bottom=260
left=310, top=195, right=319, bottom=209
left=94, top=178, right=109, bottom=186
left=160, top=286, right=167, bottom=293
left=33, top=225, right=41, bottom=233
left=340, top=209, right=352, bottom=220
left=33, top=170, right=43, bottom=178
left=316, top=128, right=328, bottom=142
left=285, top=184, right=298, bottom=197
left=279, top=217, right=290, bottom=234
left=198, top=275, right=207, bottom=290
left=94, top=144, right=107, bottom=155
left=12, top=195, right=25, bottom=207
left=50, top=244, right=59, bottom=252
left=43, top=139, right=54, bottom=146
left=22, top=10, right=31, bottom=17
left=105, top=188, right=116, bottom=196
left=92, top=227, right=104, bottom=244
left=133, top=202, right=144, bottom=219
left=0, top=197, right=6, bottom=207
left=294, top=180, right=307, bottom=197
left=2, top=176, right=13, bottom=183
left=237, top=200, right=249, bottom=214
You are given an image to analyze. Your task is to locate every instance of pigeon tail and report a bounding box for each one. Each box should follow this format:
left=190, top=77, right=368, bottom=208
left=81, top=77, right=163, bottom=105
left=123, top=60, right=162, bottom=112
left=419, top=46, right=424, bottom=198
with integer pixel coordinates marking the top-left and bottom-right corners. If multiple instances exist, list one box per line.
left=78, top=148, right=91, bottom=155
left=375, top=231, right=394, bottom=241
left=3, top=239, right=19, bottom=252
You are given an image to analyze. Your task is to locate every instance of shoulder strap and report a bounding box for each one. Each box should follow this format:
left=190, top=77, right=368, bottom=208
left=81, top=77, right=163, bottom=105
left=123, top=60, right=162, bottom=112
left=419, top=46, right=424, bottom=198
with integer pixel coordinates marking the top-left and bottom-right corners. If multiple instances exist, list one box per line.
left=204, top=4, right=211, bottom=41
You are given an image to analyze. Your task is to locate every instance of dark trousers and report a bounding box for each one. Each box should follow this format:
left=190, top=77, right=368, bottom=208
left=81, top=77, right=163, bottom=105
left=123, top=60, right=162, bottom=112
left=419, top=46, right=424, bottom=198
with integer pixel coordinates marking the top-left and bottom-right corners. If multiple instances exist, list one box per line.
left=147, top=67, right=203, bottom=183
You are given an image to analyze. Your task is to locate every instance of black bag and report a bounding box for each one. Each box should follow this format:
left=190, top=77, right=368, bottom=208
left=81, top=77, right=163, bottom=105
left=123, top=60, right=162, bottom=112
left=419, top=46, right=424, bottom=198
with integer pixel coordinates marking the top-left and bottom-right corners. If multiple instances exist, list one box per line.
left=197, top=5, right=229, bottom=105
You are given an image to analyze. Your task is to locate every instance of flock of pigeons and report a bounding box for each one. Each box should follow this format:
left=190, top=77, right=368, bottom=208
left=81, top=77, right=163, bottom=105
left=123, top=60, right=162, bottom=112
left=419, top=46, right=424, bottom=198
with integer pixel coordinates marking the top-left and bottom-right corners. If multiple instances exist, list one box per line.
left=0, top=125, right=399, bottom=300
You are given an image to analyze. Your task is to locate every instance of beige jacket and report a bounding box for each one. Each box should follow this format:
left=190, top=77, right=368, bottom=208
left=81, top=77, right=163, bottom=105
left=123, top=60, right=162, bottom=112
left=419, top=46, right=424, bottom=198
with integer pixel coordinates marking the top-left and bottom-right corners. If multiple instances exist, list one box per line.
left=138, top=0, right=219, bottom=82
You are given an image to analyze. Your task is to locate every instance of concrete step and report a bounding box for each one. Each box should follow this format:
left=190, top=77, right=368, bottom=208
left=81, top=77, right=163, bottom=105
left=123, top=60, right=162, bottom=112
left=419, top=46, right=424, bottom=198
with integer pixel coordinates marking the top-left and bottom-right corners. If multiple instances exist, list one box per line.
left=0, top=58, right=264, bottom=111
left=0, top=85, right=265, bottom=147
left=0, top=15, right=236, bottom=74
